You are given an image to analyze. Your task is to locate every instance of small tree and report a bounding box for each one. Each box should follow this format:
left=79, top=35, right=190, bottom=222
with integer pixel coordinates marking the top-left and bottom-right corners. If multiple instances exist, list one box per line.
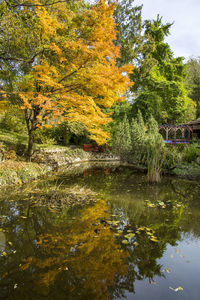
left=112, top=115, right=132, bottom=156
left=112, top=111, right=166, bottom=183
left=145, top=116, right=166, bottom=183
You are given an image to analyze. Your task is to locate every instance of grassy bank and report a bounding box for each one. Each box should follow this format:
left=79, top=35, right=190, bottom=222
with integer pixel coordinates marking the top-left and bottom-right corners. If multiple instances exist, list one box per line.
left=0, top=160, right=52, bottom=186
left=1, top=128, right=200, bottom=186
left=0, top=129, right=118, bottom=186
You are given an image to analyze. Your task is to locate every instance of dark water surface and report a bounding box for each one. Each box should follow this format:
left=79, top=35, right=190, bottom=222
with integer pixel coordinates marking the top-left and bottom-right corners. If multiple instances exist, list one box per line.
left=0, top=163, right=200, bottom=300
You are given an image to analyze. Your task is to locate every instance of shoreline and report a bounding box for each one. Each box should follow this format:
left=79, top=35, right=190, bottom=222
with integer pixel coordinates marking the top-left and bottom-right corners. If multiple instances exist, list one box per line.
left=0, top=147, right=200, bottom=187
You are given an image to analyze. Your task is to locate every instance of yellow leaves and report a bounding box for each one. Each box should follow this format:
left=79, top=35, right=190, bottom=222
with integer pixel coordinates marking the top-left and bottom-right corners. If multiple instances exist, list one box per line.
left=19, top=93, right=32, bottom=109
left=49, top=43, right=63, bottom=62
left=0, top=91, right=7, bottom=99
left=36, top=3, right=63, bottom=38
left=13, top=0, right=134, bottom=145
left=19, top=199, right=128, bottom=297
left=43, top=124, right=52, bottom=129
left=20, top=257, right=33, bottom=271
left=0, top=100, right=9, bottom=112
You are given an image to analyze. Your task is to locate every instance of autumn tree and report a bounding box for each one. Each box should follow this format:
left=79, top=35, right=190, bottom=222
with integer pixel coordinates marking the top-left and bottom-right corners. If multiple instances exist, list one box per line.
left=0, top=0, right=133, bottom=157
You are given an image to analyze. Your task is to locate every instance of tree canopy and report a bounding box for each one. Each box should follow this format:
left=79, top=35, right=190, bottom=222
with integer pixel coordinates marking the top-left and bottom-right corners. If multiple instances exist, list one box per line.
left=186, top=56, right=200, bottom=118
left=0, top=0, right=133, bottom=156
left=131, top=16, right=196, bottom=124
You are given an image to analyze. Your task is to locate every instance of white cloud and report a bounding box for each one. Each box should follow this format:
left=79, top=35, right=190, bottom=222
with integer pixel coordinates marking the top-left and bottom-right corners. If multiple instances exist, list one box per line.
left=134, top=0, right=200, bottom=60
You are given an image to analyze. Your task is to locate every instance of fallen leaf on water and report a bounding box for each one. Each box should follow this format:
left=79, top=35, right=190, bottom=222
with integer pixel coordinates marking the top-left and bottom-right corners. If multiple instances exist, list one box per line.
left=180, top=254, right=184, bottom=258
left=138, top=227, right=145, bottom=231
left=169, top=286, right=184, bottom=292
left=151, top=281, right=157, bottom=285
left=150, top=237, right=158, bottom=242
left=165, top=268, right=171, bottom=273
left=122, top=240, right=128, bottom=245
left=114, top=233, right=120, bottom=237
left=170, top=254, right=174, bottom=259
left=124, top=233, right=135, bottom=239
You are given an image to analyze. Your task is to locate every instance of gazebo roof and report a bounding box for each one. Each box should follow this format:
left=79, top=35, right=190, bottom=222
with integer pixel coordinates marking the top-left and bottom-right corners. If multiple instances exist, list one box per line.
left=158, top=124, right=192, bottom=130
left=184, top=118, right=200, bottom=130
left=186, top=118, right=200, bottom=125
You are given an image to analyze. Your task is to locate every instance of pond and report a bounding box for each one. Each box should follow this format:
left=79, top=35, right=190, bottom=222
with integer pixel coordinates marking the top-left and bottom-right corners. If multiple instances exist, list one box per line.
left=0, top=163, right=200, bottom=300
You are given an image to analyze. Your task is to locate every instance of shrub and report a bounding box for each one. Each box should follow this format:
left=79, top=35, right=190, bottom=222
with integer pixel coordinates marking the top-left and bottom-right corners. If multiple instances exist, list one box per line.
left=33, top=129, right=56, bottom=145
left=0, top=107, right=26, bottom=133
left=182, top=143, right=199, bottom=163
left=162, top=145, right=182, bottom=170
left=112, top=112, right=166, bottom=182
left=112, top=115, right=132, bottom=156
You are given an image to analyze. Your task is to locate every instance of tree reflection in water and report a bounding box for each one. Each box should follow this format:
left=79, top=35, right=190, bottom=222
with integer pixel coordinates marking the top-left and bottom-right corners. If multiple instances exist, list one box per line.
left=0, top=166, right=200, bottom=299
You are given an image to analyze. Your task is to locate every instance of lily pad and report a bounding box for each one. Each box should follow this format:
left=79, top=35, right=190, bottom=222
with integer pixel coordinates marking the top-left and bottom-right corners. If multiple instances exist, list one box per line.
left=122, top=240, right=129, bottom=245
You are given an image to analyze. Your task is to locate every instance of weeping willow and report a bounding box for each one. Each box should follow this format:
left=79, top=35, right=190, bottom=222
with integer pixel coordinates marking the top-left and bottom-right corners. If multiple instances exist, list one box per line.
left=146, top=116, right=166, bottom=183
left=112, top=112, right=166, bottom=183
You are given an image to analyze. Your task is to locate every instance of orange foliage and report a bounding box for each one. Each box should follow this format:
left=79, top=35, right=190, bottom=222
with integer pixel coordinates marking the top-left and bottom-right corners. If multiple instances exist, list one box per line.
left=21, top=200, right=128, bottom=299
left=18, top=0, right=134, bottom=145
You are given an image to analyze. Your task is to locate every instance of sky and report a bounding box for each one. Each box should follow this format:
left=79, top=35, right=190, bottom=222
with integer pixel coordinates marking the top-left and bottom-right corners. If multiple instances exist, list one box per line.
left=134, top=0, right=200, bottom=61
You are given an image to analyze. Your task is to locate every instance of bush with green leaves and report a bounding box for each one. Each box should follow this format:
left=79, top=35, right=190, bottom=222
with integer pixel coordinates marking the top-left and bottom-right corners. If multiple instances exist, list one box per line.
left=182, top=143, right=199, bottom=163
left=112, top=112, right=167, bottom=182
left=162, top=145, right=182, bottom=170
left=0, top=107, right=26, bottom=134
left=33, top=129, right=56, bottom=145
left=47, top=122, right=88, bottom=146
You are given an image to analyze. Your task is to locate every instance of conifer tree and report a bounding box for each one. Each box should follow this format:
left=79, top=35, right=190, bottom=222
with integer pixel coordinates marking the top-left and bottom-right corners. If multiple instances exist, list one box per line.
left=131, top=16, right=196, bottom=123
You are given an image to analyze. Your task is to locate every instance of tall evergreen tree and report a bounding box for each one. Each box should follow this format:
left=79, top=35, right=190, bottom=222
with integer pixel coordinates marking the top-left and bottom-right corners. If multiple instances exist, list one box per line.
left=113, top=0, right=143, bottom=66
left=186, top=57, right=200, bottom=118
left=131, top=16, right=196, bottom=124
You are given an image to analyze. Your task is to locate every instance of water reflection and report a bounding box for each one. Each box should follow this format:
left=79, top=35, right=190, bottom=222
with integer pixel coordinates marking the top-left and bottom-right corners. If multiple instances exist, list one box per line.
left=0, top=165, right=200, bottom=299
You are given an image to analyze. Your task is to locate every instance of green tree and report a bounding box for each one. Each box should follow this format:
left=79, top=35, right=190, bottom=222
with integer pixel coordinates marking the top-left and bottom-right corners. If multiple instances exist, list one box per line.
left=186, top=56, right=200, bottom=118
left=112, top=114, right=132, bottom=155
left=113, top=0, right=143, bottom=66
left=131, top=16, right=196, bottom=124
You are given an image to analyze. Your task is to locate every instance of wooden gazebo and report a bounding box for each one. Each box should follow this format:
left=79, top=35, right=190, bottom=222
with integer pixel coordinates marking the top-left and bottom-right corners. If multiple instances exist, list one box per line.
left=186, top=119, right=200, bottom=138
left=159, top=119, right=200, bottom=144
left=158, top=124, right=193, bottom=144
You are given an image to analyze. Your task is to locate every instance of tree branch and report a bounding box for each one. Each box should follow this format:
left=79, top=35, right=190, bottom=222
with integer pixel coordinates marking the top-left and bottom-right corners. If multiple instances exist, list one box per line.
left=4, top=0, right=67, bottom=8
left=0, top=50, right=43, bottom=64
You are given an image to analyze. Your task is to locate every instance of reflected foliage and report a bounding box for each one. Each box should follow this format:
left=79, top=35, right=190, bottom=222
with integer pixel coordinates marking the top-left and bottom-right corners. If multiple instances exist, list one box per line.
left=0, top=166, right=200, bottom=299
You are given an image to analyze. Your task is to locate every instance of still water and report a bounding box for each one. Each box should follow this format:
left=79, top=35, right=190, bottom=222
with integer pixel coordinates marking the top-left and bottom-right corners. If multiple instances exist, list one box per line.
left=0, top=163, right=200, bottom=300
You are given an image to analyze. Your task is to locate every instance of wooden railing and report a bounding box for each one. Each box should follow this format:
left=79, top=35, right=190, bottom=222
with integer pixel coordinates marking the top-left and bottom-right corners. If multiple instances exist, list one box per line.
left=164, top=139, right=191, bottom=145
left=83, top=144, right=111, bottom=152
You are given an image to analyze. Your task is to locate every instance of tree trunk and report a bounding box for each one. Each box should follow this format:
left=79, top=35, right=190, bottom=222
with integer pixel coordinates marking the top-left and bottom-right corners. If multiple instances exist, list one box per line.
left=27, top=130, right=34, bottom=160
